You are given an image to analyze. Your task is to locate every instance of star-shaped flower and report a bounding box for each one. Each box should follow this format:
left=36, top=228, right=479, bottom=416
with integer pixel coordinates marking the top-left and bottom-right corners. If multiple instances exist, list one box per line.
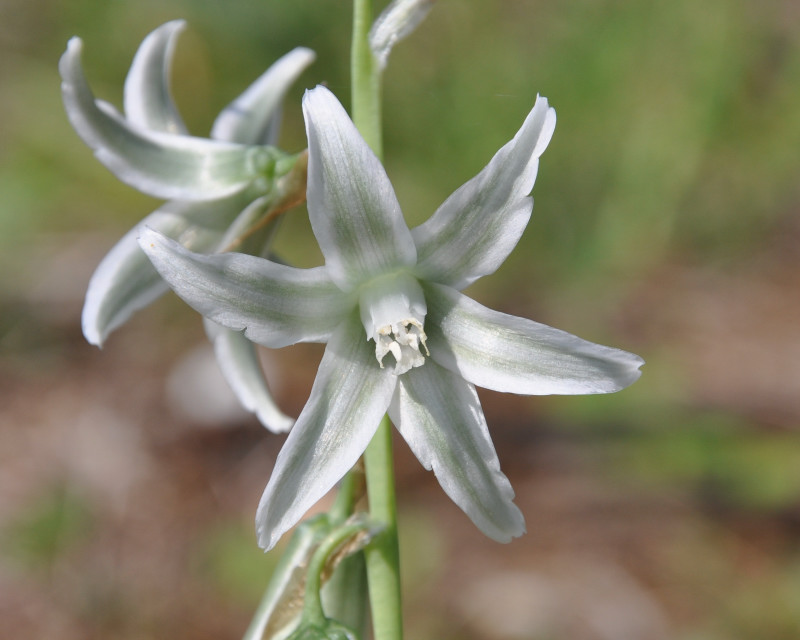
left=139, top=85, right=644, bottom=549
left=60, top=21, right=315, bottom=431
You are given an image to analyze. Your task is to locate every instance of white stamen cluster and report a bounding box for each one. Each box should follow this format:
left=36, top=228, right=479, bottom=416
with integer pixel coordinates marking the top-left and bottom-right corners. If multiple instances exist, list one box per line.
left=374, top=318, right=429, bottom=374
left=358, top=272, right=428, bottom=376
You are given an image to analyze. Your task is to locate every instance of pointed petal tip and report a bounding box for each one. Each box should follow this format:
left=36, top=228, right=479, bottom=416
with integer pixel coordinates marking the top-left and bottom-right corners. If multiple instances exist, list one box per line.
left=137, top=225, right=160, bottom=250
left=261, top=413, right=294, bottom=434
left=81, top=318, right=104, bottom=348
left=81, top=321, right=104, bottom=348
left=162, top=18, right=187, bottom=31
left=124, top=19, right=190, bottom=134
left=489, top=510, right=526, bottom=544
left=302, top=83, right=332, bottom=107
left=528, top=94, right=557, bottom=158
left=256, top=516, right=281, bottom=551
left=617, top=352, right=645, bottom=389
left=145, top=19, right=188, bottom=42
left=59, top=37, right=82, bottom=80
left=204, top=319, right=297, bottom=434
left=138, top=226, right=174, bottom=262
left=288, top=46, right=316, bottom=64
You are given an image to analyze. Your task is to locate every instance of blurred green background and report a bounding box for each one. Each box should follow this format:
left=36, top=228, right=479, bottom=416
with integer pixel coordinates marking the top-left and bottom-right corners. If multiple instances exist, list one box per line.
left=1, top=1, right=799, bottom=639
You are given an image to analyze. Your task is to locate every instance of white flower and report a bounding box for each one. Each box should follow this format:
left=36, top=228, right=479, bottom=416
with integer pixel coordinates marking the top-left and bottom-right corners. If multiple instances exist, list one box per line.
left=139, top=85, right=644, bottom=550
left=60, top=21, right=315, bottom=432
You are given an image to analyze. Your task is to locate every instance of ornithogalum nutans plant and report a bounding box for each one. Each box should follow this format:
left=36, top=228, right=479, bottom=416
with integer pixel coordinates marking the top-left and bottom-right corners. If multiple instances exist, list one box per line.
left=62, top=2, right=644, bottom=638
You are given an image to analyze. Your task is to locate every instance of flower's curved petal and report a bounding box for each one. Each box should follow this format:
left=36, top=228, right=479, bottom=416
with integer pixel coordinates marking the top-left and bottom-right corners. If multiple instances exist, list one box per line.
left=256, top=317, right=397, bottom=550
left=60, top=38, right=269, bottom=200
left=123, top=20, right=189, bottom=135
left=204, top=319, right=294, bottom=433
left=389, top=361, right=525, bottom=542
left=211, top=47, right=316, bottom=145
left=370, top=0, right=434, bottom=71
left=424, top=282, right=644, bottom=395
left=412, top=96, right=556, bottom=290
left=139, top=228, right=351, bottom=347
left=82, top=192, right=256, bottom=346
left=303, top=85, right=416, bottom=290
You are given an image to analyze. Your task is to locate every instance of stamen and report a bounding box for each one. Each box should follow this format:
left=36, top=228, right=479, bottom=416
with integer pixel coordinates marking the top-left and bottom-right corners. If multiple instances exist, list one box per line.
left=373, top=318, right=428, bottom=374
left=358, top=272, right=428, bottom=375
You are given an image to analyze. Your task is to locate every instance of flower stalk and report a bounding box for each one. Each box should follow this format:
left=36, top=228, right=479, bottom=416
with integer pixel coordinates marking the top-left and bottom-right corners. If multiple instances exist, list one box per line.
left=352, top=1, right=403, bottom=638
left=351, top=0, right=382, bottom=156
left=363, top=416, right=403, bottom=640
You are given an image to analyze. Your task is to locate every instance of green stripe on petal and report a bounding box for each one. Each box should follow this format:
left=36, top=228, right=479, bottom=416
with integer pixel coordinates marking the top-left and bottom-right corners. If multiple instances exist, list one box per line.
left=211, top=47, right=316, bottom=145
left=412, top=96, right=556, bottom=290
left=256, top=316, right=397, bottom=550
left=204, top=319, right=294, bottom=433
left=424, top=282, right=644, bottom=395
left=82, top=191, right=257, bottom=346
left=60, top=38, right=269, bottom=200
left=139, top=228, right=352, bottom=348
left=303, top=85, right=416, bottom=290
left=123, top=20, right=189, bottom=135
left=389, top=361, right=525, bottom=542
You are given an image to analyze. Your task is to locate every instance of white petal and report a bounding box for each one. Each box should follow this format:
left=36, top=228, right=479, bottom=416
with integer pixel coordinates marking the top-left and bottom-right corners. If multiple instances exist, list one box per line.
left=60, top=38, right=269, bottom=200
left=139, top=228, right=352, bottom=347
left=123, top=20, right=189, bottom=134
left=303, top=85, right=416, bottom=290
left=204, top=319, right=294, bottom=433
left=389, top=361, right=525, bottom=542
left=211, top=47, right=316, bottom=144
left=412, top=96, right=556, bottom=290
left=424, top=282, right=644, bottom=395
left=82, top=192, right=256, bottom=346
left=369, top=0, right=434, bottom=71
left=256, top=318, right=397, bottom=550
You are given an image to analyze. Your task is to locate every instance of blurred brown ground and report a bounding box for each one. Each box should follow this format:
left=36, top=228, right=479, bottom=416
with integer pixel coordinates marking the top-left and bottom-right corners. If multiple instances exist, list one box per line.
left=1, top=225, right=799, bottom=639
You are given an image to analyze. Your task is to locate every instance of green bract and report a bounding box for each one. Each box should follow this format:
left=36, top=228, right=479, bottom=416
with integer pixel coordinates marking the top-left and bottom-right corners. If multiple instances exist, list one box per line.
left=139, top=85, right=644, bottom=550
left=60, top=21, right=315, bottom=432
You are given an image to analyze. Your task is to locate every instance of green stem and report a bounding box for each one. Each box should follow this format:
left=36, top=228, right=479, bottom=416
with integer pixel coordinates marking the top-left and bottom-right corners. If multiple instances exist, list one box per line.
left=352, top=2, right=401, bottom=638
left=351, top=0, right=382, bottom=156
left=329, top=469, right=357, bottom=523
left=363, top=415, right=402, bottom=640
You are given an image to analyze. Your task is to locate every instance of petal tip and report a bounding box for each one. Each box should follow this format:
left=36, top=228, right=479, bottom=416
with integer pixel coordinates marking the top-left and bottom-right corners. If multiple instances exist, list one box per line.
left=81, top=318, right=104, bottom=348
left=137, top=226, right=171, bottom=258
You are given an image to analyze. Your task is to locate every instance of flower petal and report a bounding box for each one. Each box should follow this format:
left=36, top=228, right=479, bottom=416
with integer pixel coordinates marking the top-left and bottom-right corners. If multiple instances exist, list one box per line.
left=389, top=361, right=525, bottom=542
left=412, top=96, right=556, bottom=290
left=60, top=37, right=271, bottom=200
left=211, top=47, right=316, bottom=145
left=256, top=317, right=397, bottom=550
left=204, top=319, right=294, bottom=433
left=138, top=228, right=351, bottom=347
left=123, top=20, right=189, bottom=134
left=303, top=85, right=416, bottom=290
left=424, top=282, right=644, bottom=395
left=82, top=192, right=257, bottom=346
left=370, top=0, right=434, bottom=71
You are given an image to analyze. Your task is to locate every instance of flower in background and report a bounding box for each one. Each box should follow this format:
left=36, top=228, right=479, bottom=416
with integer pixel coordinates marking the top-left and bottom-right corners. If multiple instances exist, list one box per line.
left=140, top=85, right=644, bottom=549
left=60, top=21, right=315, bottom=432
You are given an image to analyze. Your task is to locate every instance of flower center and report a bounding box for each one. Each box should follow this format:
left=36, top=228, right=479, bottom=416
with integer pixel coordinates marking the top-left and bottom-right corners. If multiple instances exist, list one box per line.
left=358, top=272, right=428, bottom=375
